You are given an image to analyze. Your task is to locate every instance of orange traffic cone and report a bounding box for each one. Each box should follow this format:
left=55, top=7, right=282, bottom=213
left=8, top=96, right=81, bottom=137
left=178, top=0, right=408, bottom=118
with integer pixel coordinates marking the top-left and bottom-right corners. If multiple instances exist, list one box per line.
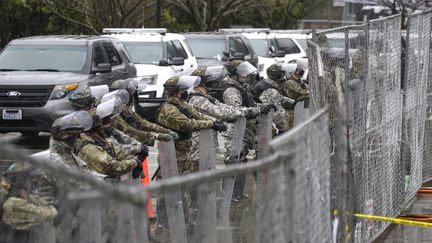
left=141, top=158, right=155, bottom=218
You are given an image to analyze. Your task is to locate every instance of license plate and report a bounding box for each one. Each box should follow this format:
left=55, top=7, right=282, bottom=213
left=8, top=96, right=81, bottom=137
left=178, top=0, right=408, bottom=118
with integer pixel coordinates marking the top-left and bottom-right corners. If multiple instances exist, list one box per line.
left=2, top=109, right=22, bottom=120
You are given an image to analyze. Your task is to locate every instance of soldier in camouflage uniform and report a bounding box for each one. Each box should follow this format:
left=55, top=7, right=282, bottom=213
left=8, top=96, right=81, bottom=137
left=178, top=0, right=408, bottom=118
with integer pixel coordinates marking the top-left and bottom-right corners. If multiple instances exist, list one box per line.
left=252, top=63, right=297, bottom=133
left=222, top=60, right=274, bottom=202
left=189, top=66, right=258, bottom=171
left=284, top=61, right=309, bottom=129
left=68, top=85, right=109, bottom=111
left=49, top=110, right=95, bottom=242
left=0, top=163, right=57, bottom=243
left=156, top=76, right=226, bottom=229
left=74, top=97, right=140, bottom=178
left=110, top=79, right=178, bottom=146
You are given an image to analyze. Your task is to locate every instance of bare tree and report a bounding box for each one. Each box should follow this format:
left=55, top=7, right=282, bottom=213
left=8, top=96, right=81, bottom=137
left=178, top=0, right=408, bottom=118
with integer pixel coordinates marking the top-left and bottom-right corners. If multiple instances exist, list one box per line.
left=42, top=0, right=158, bottom=34
left=165, top=0, right=252, bottom=31
left=371, top=0, right=432, bottom=27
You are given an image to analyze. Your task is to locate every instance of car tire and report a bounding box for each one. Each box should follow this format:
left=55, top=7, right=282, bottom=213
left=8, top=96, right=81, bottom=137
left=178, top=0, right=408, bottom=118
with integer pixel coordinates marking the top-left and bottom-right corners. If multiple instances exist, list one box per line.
left=21, top=131, right=39, bottom=138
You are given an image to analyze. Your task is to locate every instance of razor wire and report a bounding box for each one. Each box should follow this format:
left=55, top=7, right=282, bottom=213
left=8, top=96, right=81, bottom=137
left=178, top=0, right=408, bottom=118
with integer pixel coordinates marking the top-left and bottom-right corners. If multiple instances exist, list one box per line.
left=403, top=11, right=431, bottom=205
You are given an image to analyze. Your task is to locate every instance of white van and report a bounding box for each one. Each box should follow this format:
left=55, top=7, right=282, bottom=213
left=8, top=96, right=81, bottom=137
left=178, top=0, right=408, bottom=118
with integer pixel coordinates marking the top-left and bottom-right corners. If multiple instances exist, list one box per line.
left=103, top=28, right=198, bottom=120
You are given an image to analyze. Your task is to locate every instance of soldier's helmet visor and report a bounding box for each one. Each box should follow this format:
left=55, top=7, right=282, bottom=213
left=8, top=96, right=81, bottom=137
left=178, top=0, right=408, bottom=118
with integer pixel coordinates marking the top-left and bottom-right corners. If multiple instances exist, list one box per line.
left=96, top=97, right=123, bottom=120
left=281, top=63, right=298, bottom=76
left=57, top=110, right=93, bottom=132
left=236, top=62, right=258, bottom=77
left=125, top=78, right=139, bottom=92
left=177, top=76, right=201, bottom=91
left=89, top=85, right=109, bottom=101
left=296, top=58, right=308, bottom=71
left=101, top=89, right=130, bottom=105
left=205, top=66, right=228, bottom=81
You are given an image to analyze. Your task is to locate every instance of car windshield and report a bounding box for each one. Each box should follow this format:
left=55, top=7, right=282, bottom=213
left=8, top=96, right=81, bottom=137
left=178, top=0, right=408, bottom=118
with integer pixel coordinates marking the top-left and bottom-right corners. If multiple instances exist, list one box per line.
left=0, top=45, right=88, bottom=72
left=186, top=38, right=225, bottom=59
left=248, top=39, right=269, bottom=56
left=123, top=42, right=162, bottom=65
left=276, top=38, right=301, bottom=54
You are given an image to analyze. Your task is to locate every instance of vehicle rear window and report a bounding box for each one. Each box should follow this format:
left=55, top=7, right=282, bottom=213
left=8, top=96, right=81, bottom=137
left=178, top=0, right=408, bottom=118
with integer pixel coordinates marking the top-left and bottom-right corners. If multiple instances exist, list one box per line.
left=0, top=45, right=88, bottom=72
left=276, top=38, right=301, bottom=54
left=186, top=38, right=225, bottom=59
left=123, top=42, right=162, bottom=65
left=248, top=39, right=269, bottom=57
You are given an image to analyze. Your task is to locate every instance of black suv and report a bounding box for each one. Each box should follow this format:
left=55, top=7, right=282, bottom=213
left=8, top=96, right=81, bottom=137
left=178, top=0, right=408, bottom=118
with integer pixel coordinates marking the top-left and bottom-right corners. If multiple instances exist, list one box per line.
left=0, top=35, right=136, bottom=136
left=184, top=32, right=258, bottom=101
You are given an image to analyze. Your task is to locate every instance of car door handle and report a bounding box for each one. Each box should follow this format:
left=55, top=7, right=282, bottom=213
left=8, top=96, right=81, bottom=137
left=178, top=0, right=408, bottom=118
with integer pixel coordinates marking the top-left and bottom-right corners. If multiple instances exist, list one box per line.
left=190, top=64, right=193, bottom=67
left=108, top=75, right=114, bottom=80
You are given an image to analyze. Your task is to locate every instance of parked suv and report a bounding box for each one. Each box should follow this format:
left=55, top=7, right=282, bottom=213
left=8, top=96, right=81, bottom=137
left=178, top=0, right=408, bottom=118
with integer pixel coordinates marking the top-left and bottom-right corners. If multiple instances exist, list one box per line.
left=103, top=28, right=198, bottom=120
left=0, top=35, right=136, bottom=136
left=184, top=32, right=258, bottom=100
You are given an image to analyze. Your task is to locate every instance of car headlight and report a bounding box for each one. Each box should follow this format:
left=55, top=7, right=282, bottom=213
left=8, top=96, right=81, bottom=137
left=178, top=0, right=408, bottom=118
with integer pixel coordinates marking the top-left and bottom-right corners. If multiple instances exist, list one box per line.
left=51, top=83, right=78, bottom=100
left=140, top=75, right=158, bottom=86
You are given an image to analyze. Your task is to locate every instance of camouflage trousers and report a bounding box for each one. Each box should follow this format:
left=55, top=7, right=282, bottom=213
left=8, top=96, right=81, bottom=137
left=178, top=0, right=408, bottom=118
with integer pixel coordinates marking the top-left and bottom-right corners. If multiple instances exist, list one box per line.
left=285, top=109, right=294, bottom=131
left=174, top=139, right=192, bottom=175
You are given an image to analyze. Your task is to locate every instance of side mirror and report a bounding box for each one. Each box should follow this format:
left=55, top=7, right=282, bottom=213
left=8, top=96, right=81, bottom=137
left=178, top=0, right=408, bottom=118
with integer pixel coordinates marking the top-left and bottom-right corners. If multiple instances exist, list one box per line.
left=171, top=57, right=185, bottom=66
left=159, top=59, right=169, bottom=66
left=272, top=50, right=286, bottom=58
left=269, top=46, right=276, bottom=53
left=222, top=51, right=230, bottom=57
left=92, top=63, right=112, bottom=74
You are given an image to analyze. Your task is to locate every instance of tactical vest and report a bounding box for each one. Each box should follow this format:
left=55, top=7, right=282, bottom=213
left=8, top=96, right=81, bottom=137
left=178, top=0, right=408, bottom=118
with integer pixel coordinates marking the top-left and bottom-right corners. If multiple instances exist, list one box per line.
left=188, top=92, right=217, bottom=105
left=158, top=101, right=193, bottom=141
left=225, top=84, right=256, bottom=107
left=251, top=80, right=282, bottom=102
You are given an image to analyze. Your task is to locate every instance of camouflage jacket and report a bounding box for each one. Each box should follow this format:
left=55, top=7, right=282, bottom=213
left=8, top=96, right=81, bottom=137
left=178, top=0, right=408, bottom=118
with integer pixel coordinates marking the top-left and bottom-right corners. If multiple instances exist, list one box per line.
left=112, top=115, right=158, bottom=146
left=259, top=79, right=292, bottom=130
left=284, top=76, right=309, bottom=101
left=2, top=196, right=57, bottom=230
left=189, top=89, right=243, bottom=122
left=111, top=129, right=142, bottom=154
left=157, top=96, right=214, bottom=139
left=74, top=133, right=137, bottom=177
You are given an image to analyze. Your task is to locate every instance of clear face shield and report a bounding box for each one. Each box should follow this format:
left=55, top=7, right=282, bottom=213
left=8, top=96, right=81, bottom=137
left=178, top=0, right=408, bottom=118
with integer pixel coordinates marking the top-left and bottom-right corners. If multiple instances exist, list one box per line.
left=58, top=110, right=94, bottom=132
left=125, top=78, right=139, bottom=93
left=96, top=97, right=123, bottom=120
left=89, top=85, right=109, bottom=101
left=177, top=76, right=201, bottom=92
left=205, top=66, right=228, bottom=82
left=235, top=61, right=258, bottom=77
left=281, top=63, right=298, bottom=77
left=101, top=89, right=130, bottom=106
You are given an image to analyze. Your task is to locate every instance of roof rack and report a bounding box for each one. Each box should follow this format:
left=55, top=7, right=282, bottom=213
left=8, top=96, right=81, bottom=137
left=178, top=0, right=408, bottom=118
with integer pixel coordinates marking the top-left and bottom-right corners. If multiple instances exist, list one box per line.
left=219, top=28, right=271, bottom=33
left=270, top=29, right=312, bottom=34
left=102, top=28, right=167, bottom=34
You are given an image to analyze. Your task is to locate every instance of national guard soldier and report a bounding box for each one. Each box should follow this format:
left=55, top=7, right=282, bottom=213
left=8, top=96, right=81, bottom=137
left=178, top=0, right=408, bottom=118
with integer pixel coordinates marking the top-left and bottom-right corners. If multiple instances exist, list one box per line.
left=0, top=163, right=57, bottom=243
left=284, top=61, right=309, bottom=129
left=110, top=79, right=178, bottom=145
left=156, top=76, right=226, bottom=229
left=49, top=110, right=95, bottom=242
left=74, top=97, right=140, bottom=178
left=252, top=63, right=297, bottom=134
left=222, top=60, right=274, bottom=202
left=189, top=66, right=259, bottom=168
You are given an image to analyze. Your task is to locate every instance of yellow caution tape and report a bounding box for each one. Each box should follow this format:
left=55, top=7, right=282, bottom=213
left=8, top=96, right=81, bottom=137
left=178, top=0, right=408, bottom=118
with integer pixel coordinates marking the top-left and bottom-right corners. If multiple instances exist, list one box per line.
left=353, top=213, right=432, bottom=229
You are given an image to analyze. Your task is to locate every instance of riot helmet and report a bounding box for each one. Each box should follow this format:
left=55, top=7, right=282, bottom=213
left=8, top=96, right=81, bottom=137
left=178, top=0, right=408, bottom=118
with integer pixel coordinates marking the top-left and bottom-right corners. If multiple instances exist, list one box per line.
left=101, top=89, right=130, bottom=106
left=192, top=66, right=227, bottom=88
left=96, top=97, right=123, bottom=121
left=89, top=85, right=109, bottom=101
left=163, top=76, right=201, bottom=94
left=110, top=78, right=139, bottom=94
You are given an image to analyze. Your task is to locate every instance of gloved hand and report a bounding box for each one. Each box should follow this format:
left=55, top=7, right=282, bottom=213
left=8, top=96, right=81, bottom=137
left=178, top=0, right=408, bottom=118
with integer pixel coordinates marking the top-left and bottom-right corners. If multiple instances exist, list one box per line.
left=260, top=104, right=271, bottom=114
left=137, top=144, right=149, bottom=161
left=244, top=109, right=257, bottom=120
left=212, top=121, right=227, bottom=132
left=169, top=131, right=179, bottom=140
left=157, top=133, right=172, bottom=141
left=268, top=104, right=277, bottom=111
left=294, top=97, right=304, bottom=106
left=132, top=159, right=144, bottom=179
left=301, top=82, right=309, bottom=89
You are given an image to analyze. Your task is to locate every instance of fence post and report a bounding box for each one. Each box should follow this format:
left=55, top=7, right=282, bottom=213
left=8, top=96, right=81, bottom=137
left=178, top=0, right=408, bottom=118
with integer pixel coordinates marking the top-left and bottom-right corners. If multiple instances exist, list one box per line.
left=158, top=139, right=188, bottom=243
left=192, top=128, right=217, bottom=243
left=293, top=101, right=305, bottom=126
left=255, top=111, right=274, bottom=242
left=219, top=117, right=247, bottom=243
left=29, top=220, right=55, bottom=243
left=115, top=177, right=139, bottom=243
left=132, top=178, right=149, bottom=243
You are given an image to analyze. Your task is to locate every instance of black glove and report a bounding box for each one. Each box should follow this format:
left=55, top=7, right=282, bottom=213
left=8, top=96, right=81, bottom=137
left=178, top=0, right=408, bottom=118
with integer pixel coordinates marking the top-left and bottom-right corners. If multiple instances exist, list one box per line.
left=169, top=131, right=179, bottom=140
left=294, top=97, right=304, bottom=106
left=244, top=109, right=257, bottom=120
left=212, top=121, right=227, bottom=132
left=260, top=105, right=271, bottom=114
left=137, top=144, right=149, bottom=162
left=268, top=104, right=277, bottom=111
left=132, top=159, right=144, bottom=179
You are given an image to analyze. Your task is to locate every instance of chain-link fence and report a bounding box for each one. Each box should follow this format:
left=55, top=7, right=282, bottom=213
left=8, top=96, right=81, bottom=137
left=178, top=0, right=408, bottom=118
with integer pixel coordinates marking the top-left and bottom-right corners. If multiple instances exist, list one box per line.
left=309, top=12, right=432, bottom=242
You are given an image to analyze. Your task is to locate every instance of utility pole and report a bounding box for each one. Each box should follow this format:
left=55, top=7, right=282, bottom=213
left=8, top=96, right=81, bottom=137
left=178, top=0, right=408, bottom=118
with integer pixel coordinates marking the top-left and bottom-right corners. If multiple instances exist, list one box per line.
left=156, top=0, right=162, bottom=28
